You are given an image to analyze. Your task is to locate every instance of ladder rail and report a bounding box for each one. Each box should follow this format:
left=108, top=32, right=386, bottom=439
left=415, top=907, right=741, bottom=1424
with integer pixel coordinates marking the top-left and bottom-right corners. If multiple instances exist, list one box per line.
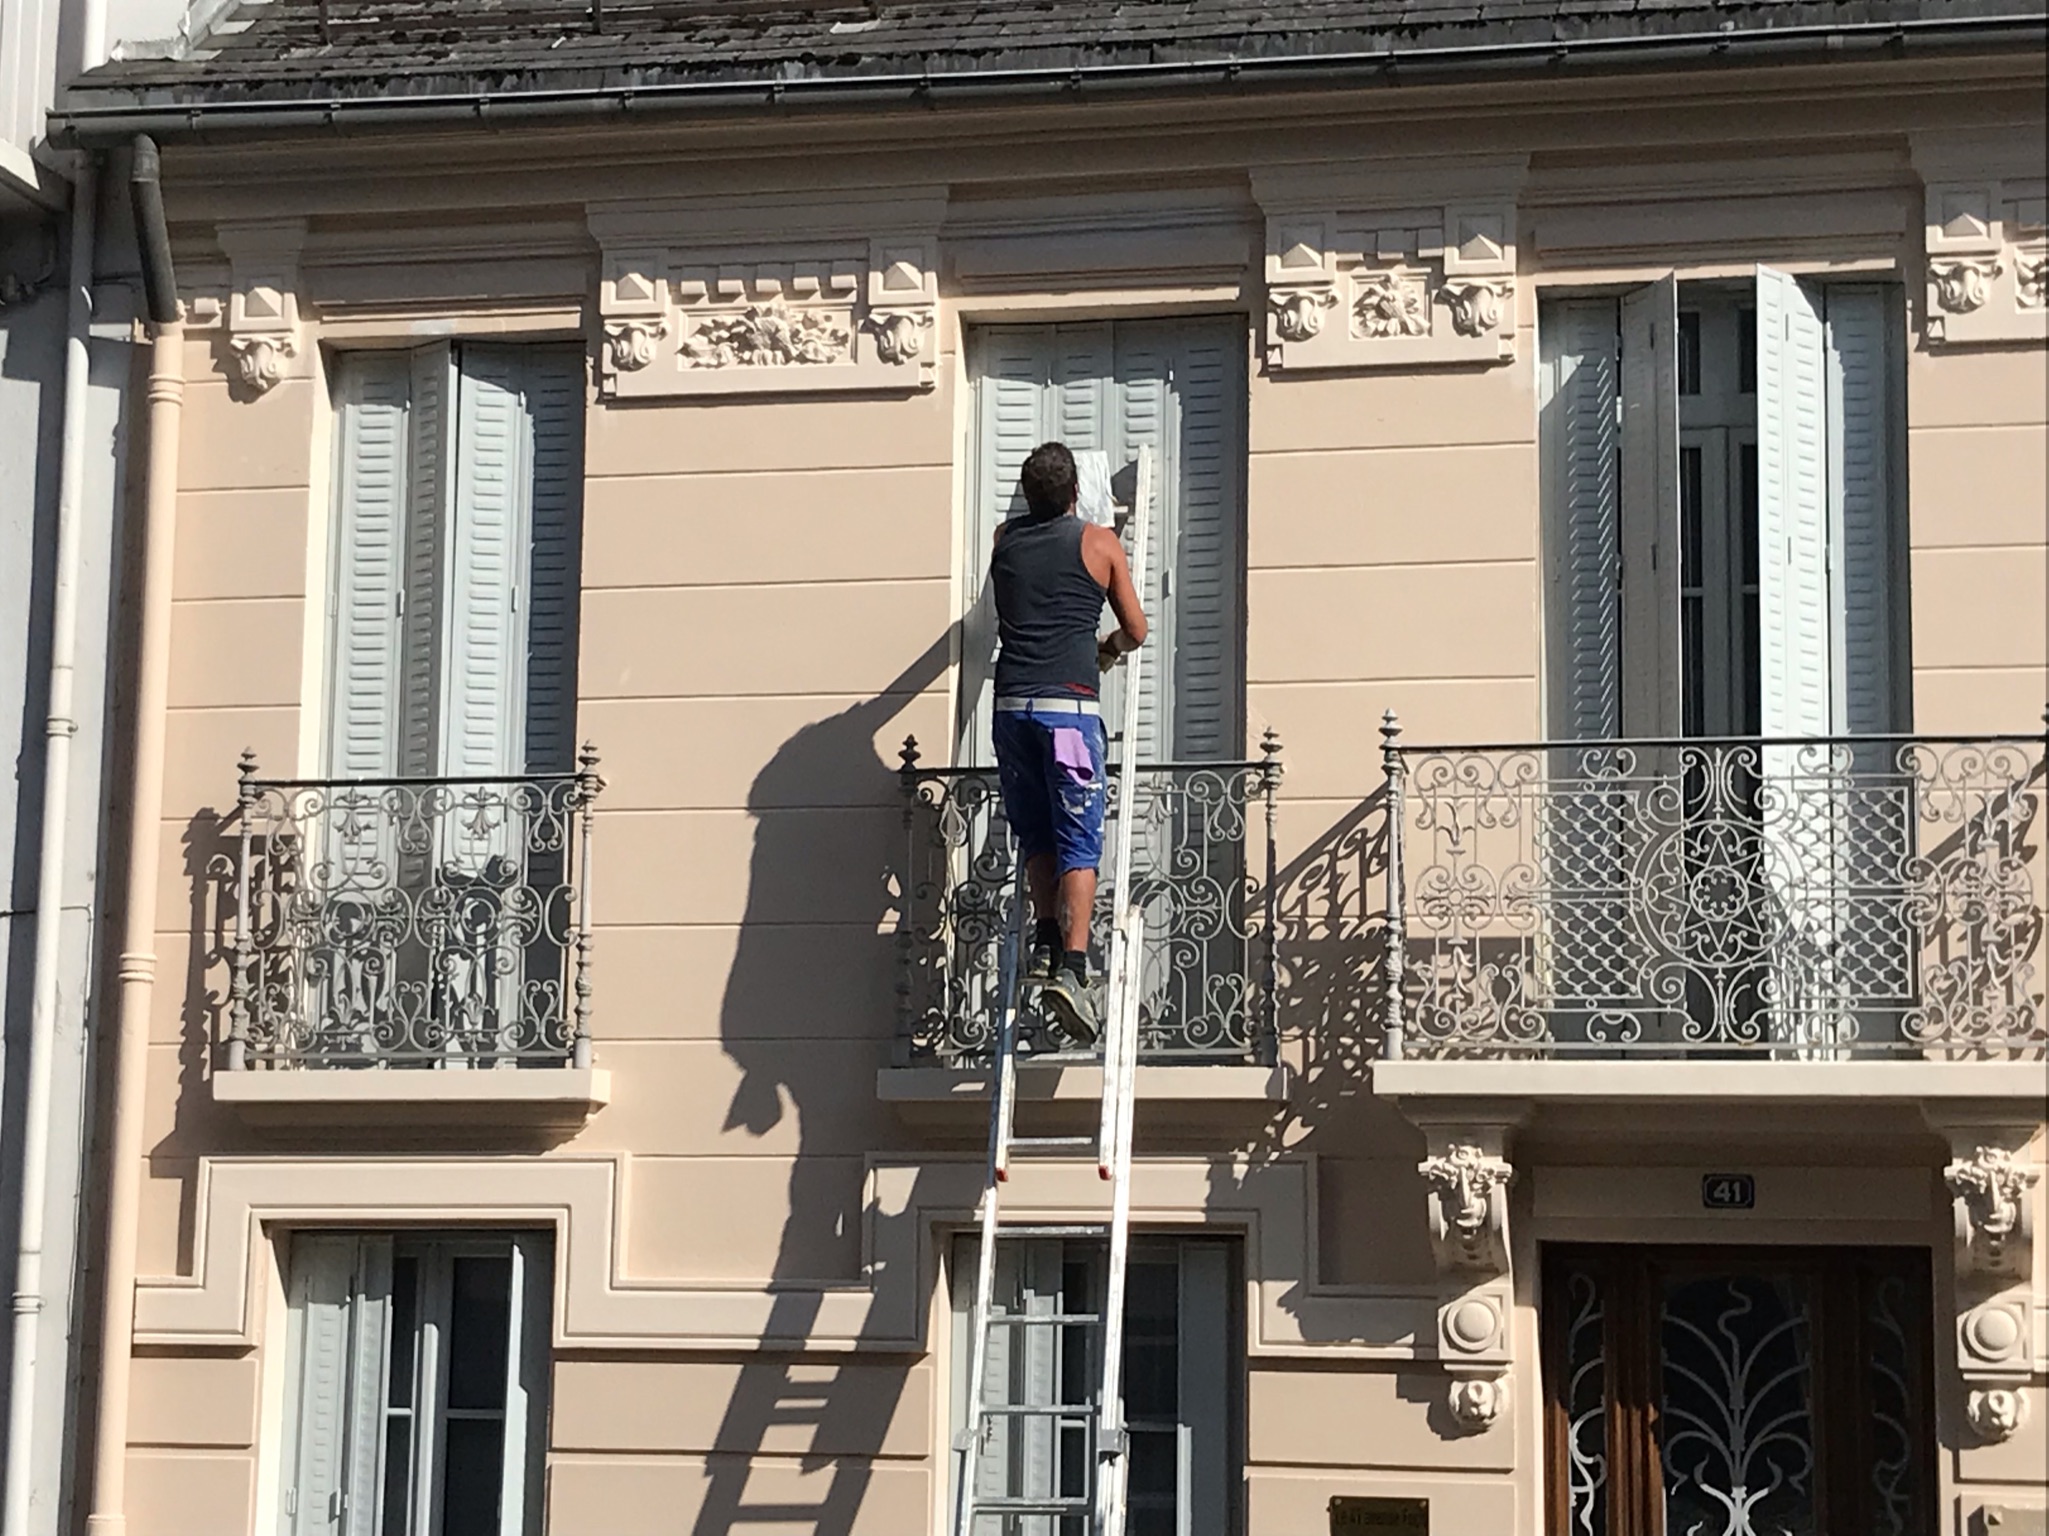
left=956, top=446, right=1155, bottom=1536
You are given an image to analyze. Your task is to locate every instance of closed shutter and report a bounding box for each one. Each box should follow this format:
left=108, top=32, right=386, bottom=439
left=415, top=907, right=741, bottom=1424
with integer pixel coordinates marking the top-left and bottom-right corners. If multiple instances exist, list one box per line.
left=1756, top=265, right=1833, bottom=739
left=1620, top=276, right=1682, bottom=738
left=1823, top=286, right=1899, bottom=736
left=1107, top=330, right=1173, bottom=766
left=1166, top=327, right=1245, bottom=763
left=326, top=355, right=414, bottom=778
left=1176, top=1243, right=1231, bottom=1536
left=1540, top=298, right=1624, bottom=742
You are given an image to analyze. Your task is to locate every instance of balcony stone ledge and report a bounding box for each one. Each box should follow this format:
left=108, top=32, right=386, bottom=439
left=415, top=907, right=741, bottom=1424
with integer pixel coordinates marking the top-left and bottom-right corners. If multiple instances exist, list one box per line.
left=1373, top=1059, right=2045, bottom=1105
left=878, top=1062, right=1289, bottom=1132
left=211, top=1065, right=611, bottom=1133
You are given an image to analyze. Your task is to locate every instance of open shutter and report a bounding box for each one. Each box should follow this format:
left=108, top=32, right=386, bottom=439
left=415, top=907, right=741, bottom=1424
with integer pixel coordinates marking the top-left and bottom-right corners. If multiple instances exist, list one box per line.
left=445, top=346, right=533, bottom=781
left=499, top=1234, right=553, bottom=1536
left=284, top=1236, right=356, bottom=1536
left=1620, top=276, right=1682, bottom=738
left=1161, top=324, right=1243, bottom=763
left=326, top=355, right=414, bottom=778
left=1823, top=286, right=1899, bottom=736
left=1757, top=265, right=1833, bottom=739
left=1541, top=299, right=1624, bottom=742
left=398, top=345, right=455, bottom=779
left=519, top=350, right=586, bottom=775
left=340, top=1239, right=393, bottom=1536
left=1756, top=267, right=1838, bottom=1049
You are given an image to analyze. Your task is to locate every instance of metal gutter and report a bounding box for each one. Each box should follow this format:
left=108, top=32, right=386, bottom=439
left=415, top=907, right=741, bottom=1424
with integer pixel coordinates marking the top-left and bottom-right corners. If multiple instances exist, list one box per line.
left=47, top=14, right=2048, bottom=142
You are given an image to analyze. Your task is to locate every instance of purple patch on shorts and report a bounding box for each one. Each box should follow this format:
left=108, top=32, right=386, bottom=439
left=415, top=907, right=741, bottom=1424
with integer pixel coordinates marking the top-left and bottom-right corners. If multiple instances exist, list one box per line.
left=1051, top=726, right=1097, bottom=783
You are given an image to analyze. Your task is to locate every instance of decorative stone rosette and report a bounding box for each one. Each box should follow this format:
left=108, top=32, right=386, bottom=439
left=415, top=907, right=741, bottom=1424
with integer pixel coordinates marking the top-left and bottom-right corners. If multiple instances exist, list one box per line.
left=1259, top=192, right=1521, bottom=371
left=591, top=213, right=940, bottom=399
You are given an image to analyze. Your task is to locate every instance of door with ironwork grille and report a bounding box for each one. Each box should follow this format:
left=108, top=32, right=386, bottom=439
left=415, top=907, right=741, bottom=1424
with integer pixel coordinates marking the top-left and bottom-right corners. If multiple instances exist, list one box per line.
left=1542, top=1245, right=1934, bottom=1536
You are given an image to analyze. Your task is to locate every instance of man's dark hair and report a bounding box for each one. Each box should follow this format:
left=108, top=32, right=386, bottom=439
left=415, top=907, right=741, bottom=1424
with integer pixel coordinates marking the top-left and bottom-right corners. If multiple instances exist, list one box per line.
left=1019, top=441, right=1078, bottom=519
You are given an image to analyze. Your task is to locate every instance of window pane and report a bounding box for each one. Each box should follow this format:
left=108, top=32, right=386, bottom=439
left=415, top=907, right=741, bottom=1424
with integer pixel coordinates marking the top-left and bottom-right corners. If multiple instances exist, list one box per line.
left=388, top=1255, right=419, bottom=1408
left=1738, top=307, right=1757, bottom=393
left=1123, top=1260, right=1179, bottom=1423
left=1678, top=311, right=1702, bottom=396
left=1679, top=447, right=1704, bottom=589
left=446, top=1256, right=512, bottom=1411
left=381, top=1415, right=413, bottom=1536
left=1556, top=1264, right=1608, bottom=1536
left=438, top=1418, right=505, bottom=1536
left=1862, top=1267, right=1929, bottom=1536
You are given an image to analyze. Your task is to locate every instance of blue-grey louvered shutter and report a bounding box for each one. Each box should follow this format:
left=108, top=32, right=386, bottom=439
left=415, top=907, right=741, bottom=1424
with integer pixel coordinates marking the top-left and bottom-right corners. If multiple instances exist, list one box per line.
left=445, top=346, right=533, bottom=780
left=398, top=346, right=455, bottom=778
left=1108, top=329, right=1172, bottom=766
left=1540, top=299, right=1623, bottom=742
left=518, top=349, right=586, bottom=775
left=326, top=355, right=414, bottom=778
left=1757, top=265, right=1832, bottom=739
left=1159, top=322, right=1243, bottom=763
left=963, top=329, right=1056, bottom=763
left=1823, top=285, right=1899, bottom=735
left=1620, top=276, right=1681, bottom=738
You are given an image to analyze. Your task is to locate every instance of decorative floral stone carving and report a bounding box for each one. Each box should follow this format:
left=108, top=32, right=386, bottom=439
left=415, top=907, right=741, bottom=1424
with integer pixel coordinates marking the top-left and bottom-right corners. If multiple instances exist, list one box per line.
left=865, top=309, right=930, bottom=366
left=1440, top=278, right=1512, bottom=337
left=680, top=298, right=851, bottom=369
left=1930, top=256, right=2002, bottom=314
left=1967, top=1386, right=2030, bottom=1443
left=603, top=317, right=667, bottom=373
left=1419, top=1144, right=1513, bottom=1269
left=1269, top=288, right=1338, bottom=343
left=1448, top=1375, right=1507, bottom=1432
left=2018, top=252, right=2048, bottom=309
left=1946, top=1145, right=2039, bottom=1276
left=228, top=333, right=296, bottom=395
left=1352, top=269, right=1431, bottom=339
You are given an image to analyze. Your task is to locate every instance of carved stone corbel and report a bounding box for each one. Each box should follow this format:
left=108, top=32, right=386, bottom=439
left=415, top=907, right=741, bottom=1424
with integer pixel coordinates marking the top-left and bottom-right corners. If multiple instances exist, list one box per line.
left=216, top=219, right=308, bottom=397
left=1910, top=136, right=2048, bottom=345
left=1415, top=1130, right=1516, bottom=1433
left=1936, top=1129, right=2042, bottom=1444
left=603, top=316, right=668, bottom=374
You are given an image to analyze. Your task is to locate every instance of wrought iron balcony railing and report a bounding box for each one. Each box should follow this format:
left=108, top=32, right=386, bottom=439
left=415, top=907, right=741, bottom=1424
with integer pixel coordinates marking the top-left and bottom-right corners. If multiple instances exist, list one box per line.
left=1380, top=724, right=2046, bottom=1059
left=225, top=748, right=603, bottom=1069
left=896, top=734, right=1283, bottom=1064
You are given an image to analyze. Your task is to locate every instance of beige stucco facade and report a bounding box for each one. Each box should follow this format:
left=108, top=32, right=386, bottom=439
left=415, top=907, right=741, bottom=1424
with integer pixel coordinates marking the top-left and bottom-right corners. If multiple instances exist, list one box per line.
left=78, top=48, right=2048, bottom=1536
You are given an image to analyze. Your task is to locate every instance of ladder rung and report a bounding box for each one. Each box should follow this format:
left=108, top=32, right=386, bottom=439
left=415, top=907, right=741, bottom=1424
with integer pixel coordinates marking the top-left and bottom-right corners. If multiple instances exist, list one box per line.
left=1007, top=1134, right=1094, bottom=1153
left=977, top=1224, right=1109, bottom=1239
left=1019, top=1049, right=1103, bottom=1065
left=984, top=1311, right=1101, bottom=1327
left=976, top=1403, right=1095, bottom=1419
left=969, top=1497, right=1094, bottom=1514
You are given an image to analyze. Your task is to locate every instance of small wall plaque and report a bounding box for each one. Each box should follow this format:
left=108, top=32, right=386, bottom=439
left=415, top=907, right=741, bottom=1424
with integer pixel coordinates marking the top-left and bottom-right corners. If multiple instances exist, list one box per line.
left=1702, top=1173, right=1756, bottom=1210
left=1330, top=1495, right=1429, bottom=1534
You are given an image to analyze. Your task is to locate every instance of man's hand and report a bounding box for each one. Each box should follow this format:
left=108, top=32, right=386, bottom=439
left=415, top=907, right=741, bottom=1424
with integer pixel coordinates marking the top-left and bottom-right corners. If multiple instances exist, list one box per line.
left=1098, top=635, right=1124, bottom=672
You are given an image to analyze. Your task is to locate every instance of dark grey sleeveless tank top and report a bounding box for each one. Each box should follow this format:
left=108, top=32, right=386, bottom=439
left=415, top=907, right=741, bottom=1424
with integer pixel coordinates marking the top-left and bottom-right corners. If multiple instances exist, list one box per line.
left=991, top=513, right=1108, bottom=700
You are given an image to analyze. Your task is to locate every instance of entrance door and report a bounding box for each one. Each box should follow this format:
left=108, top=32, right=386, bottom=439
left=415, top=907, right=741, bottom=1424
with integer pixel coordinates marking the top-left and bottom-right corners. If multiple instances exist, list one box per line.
left=1542, top=1245, right=1934, bottom=1536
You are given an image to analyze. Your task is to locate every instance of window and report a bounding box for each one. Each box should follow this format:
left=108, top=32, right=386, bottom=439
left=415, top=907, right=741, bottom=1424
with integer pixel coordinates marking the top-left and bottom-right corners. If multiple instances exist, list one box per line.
left=962, top=319, right=1246, bottom=766
left=326, top=344, right=584, bottom=781
left=278, top=1232, right=551, bottom=1536
left=1543, top=1245, right=1935, bottom=1536
left=1539, top=274, right=1906, bottom=742
left=951, top=1235, right=1238, bottom=1536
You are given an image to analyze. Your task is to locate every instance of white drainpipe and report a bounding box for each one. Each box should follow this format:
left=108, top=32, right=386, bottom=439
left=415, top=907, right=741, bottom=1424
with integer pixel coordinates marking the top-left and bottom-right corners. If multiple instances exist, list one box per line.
left=0, top=148, right=98, bottom=1536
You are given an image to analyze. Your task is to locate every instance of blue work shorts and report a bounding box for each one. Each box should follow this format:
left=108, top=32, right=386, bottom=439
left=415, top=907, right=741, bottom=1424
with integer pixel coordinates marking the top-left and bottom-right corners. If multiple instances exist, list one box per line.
left=993, top=708, right=1107, bottom=874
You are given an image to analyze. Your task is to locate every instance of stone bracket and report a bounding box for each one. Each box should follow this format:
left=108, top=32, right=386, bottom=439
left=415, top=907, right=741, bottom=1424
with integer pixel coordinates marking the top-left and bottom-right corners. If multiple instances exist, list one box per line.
left=216, top=218, right=309, bottom=396
left=1931, top=1115, right=2042, bottom=1445
left=1413, top=1121, right=1519, bottom=1433
left=1911, top=133, right=2047, bottom=346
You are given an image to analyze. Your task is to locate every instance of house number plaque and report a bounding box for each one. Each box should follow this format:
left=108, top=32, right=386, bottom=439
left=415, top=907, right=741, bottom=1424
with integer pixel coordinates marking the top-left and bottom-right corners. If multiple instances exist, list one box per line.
left=1702, top=1173, right=1756, bottom=1210
left=1329, top=1496, right=1428, bottom=1533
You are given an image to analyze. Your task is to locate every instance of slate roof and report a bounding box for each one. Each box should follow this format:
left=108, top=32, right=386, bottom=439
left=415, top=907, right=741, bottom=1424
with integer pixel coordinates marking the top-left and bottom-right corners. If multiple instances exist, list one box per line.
left=63, top=0, right=2049, bottom=115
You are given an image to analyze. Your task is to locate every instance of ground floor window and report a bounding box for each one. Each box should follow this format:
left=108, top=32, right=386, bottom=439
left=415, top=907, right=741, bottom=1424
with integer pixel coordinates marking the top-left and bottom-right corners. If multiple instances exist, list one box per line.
left=279, top=1231, right=551, bottom=1536
left=951, top=1234, right=1239, bottom=1536
left=1542, top=1245, right=1934, bottom=1536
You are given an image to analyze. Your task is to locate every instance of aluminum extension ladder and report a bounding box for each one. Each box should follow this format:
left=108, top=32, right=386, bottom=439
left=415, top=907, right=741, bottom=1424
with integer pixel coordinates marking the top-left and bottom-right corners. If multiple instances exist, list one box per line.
left=951, top=449, right=1154, bottom=1536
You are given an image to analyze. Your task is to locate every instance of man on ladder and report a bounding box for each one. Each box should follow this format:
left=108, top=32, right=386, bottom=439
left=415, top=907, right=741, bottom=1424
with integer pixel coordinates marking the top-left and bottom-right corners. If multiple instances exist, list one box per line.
left=989, top=440, right=1149, bottom=1046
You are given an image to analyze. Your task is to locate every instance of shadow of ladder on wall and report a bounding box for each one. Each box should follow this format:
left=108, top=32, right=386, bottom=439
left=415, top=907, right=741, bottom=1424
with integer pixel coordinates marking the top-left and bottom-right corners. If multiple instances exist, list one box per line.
left=949, top=449, right=1157, bottom=1536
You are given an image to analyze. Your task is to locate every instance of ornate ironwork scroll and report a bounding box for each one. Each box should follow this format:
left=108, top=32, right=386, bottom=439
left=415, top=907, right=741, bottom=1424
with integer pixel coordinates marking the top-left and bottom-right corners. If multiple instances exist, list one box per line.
left=228, top=754, right=602, bottom=1067
left=896, top=744, right=1282, bottom=1064
left=1389, top=735, right=2044, bottom=1057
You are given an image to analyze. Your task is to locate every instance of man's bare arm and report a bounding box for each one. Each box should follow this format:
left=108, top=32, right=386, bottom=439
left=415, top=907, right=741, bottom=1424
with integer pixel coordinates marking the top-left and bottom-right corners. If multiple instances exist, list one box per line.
left=1083, top=523, right=1148, bottom=660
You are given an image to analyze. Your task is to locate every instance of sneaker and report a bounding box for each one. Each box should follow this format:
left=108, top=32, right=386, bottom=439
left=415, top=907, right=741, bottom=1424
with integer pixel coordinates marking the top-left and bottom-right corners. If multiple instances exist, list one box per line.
left=1038, top=968, right=1100, bottom=1049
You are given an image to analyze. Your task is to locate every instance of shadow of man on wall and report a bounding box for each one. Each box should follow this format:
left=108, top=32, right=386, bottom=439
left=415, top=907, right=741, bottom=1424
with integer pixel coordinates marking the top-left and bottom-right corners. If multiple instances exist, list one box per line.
left=691, top=627, right=955, bottom=1536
